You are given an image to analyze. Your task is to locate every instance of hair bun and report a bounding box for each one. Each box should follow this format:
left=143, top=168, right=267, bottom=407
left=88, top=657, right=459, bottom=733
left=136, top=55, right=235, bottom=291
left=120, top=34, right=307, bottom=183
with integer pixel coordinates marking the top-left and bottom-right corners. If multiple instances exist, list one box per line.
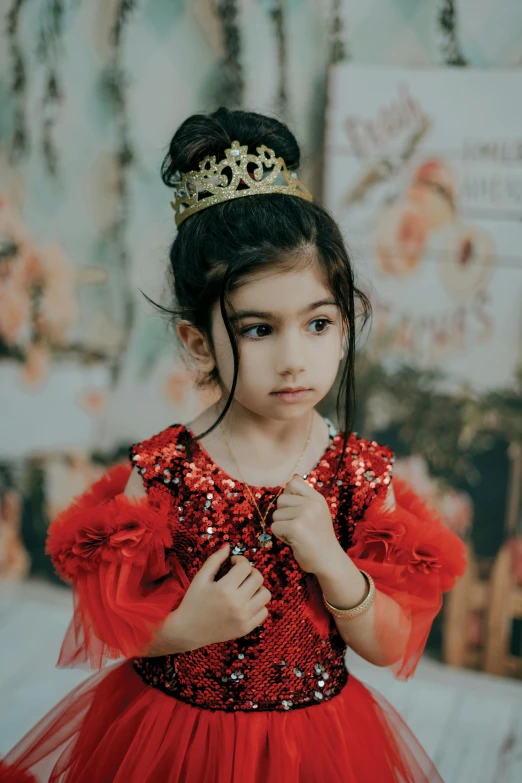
left=161, top=107, right=301, bottom=188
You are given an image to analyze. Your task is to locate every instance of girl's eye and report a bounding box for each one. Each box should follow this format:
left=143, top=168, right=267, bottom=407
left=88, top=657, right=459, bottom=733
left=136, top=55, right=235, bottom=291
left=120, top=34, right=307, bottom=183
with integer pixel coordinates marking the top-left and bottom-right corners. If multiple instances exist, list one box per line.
left=240, top=318, right=334, bottom=341
left=309, top=318, right=333, bottom=334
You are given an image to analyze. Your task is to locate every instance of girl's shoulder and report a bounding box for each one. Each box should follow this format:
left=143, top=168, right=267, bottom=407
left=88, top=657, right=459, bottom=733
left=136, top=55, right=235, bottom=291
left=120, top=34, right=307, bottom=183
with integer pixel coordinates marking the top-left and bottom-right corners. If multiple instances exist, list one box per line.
left=333, top=428, right=395, bottom=484
left=330, top=430, right=395, bottom=519
left=304, top=419, right=395, bottom=518
left=129, top=423, right=188, bottom=487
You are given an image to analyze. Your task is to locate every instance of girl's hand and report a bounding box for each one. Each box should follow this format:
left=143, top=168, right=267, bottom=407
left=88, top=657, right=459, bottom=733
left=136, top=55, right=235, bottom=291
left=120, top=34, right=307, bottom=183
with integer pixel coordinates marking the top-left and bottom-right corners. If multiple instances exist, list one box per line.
left=271, top=474, right=343, bottom=575
left=173, top=544, right=271, bottom=651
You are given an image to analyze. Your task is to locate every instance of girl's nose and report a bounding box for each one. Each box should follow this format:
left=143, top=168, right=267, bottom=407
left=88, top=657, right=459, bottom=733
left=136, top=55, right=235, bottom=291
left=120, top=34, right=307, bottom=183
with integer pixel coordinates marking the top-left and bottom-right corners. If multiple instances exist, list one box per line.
left=275, top=330, right=307, bottom=375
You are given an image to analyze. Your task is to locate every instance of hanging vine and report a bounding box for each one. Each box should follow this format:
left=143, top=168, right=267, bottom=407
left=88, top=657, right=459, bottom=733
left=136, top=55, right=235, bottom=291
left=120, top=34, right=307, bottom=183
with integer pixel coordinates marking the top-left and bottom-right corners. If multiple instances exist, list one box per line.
left=98, top=0, right=137, bottom=351
left=328, top=0, right=348, bottom=66
left=5, top=0, right=31, bottom=163
left=437, top=0, right=468, bottom=66
left=37, top=0, right=67, bottom=177
left=214, top=0, right=244, bottom=108
left=266, top=0, right=288, bottom=122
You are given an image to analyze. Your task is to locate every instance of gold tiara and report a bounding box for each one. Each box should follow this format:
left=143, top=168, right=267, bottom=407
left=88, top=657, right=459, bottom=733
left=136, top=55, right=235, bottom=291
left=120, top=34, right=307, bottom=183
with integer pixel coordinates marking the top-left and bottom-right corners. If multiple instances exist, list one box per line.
left=170, top=140, right=313, bottom=226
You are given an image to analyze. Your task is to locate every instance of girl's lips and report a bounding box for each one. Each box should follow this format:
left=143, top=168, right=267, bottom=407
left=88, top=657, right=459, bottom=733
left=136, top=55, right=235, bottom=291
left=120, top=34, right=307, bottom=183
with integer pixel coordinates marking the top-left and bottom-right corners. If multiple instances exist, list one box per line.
left=270, top=389, right=312, bottom=402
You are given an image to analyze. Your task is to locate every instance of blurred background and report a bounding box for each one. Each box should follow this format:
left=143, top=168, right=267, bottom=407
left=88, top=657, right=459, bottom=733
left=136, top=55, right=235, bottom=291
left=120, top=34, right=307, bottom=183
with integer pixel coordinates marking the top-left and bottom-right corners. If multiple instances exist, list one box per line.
left=1, top=1, right=522, bottom=780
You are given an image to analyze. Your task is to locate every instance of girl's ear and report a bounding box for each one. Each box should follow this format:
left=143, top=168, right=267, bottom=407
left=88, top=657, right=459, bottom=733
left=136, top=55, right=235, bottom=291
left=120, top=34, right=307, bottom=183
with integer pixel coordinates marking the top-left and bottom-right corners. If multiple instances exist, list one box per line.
left=176, top=320, right=216, bottom=373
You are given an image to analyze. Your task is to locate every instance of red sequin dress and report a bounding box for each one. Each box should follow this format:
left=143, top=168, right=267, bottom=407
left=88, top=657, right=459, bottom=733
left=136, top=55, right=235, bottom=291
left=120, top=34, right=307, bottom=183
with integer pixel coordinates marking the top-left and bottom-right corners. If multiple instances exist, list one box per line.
left=0, top=419, right=467, bottom=783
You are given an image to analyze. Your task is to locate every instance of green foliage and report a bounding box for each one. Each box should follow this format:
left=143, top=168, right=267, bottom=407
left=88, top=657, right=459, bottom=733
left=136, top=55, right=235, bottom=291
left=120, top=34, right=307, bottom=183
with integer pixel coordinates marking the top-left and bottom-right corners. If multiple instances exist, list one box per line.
left=353, top=355, right=522, bottom=489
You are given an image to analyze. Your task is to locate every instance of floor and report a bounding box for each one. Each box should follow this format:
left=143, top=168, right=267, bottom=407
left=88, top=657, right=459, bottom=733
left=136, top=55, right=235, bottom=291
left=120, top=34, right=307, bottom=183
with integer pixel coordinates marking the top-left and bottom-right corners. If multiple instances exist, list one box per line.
left=1, top=579, right=522, bottom=782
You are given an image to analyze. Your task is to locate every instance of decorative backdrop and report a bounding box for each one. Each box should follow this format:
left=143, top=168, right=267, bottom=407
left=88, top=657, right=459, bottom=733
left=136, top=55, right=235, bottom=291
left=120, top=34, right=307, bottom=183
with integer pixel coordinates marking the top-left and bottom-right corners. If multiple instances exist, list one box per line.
left=1, top=0, right=522, bottom=670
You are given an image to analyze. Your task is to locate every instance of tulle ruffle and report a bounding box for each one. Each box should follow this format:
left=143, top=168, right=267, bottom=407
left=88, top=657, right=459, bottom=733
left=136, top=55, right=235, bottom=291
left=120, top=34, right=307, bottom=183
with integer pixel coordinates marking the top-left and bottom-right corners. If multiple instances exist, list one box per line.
left=0, top=660, right=443, bottom=783
left=347, top=476, right=467, bottom=679
left=45, top=466, right=190, bottom=669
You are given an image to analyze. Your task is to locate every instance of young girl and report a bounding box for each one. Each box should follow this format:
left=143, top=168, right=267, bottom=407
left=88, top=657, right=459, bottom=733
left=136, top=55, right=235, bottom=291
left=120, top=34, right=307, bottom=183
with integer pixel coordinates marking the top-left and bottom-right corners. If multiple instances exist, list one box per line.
left=1, top=107, right=466, bottom=783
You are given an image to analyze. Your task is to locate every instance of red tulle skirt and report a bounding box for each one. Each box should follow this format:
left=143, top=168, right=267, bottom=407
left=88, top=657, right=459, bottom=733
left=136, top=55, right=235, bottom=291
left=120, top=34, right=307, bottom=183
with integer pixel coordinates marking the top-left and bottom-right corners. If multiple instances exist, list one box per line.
left=1, top=660, right=442, bottom=783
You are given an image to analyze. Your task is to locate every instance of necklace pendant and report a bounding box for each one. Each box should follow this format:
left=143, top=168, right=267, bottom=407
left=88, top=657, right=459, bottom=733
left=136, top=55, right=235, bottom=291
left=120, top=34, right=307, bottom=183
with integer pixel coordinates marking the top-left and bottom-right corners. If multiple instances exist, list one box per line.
left=258, top=532, right=273, bottom=549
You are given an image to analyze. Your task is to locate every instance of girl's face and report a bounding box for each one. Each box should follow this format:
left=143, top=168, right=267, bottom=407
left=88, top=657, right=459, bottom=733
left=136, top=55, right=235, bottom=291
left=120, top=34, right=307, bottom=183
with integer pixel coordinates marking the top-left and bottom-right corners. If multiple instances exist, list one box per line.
left=210, top=262, right=346, bottom=422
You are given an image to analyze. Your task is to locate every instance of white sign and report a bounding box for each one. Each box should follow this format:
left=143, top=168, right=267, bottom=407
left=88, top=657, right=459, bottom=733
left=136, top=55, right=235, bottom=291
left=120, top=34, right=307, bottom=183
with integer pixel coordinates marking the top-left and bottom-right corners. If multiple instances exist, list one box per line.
left=324, top=66, right=522, bottom=390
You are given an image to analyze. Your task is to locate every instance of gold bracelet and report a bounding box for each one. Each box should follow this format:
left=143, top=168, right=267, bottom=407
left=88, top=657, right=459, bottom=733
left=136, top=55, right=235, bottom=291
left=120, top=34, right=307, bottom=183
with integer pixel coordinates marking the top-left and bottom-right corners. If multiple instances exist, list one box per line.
left=322, top=570, right=375, bottom=619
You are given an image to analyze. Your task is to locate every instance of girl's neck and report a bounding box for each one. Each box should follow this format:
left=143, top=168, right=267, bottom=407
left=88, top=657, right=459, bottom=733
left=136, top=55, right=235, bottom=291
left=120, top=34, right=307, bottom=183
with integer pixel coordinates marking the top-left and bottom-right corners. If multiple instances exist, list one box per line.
left=217, top=398, right=315, bottom=447
left=187, top=401, right=330, bottom=488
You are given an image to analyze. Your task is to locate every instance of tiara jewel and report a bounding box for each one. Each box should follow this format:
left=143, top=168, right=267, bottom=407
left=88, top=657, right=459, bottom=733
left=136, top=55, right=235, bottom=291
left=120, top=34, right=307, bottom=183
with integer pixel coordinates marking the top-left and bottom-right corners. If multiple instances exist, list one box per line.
left=170, top=140, right=313, bottom=226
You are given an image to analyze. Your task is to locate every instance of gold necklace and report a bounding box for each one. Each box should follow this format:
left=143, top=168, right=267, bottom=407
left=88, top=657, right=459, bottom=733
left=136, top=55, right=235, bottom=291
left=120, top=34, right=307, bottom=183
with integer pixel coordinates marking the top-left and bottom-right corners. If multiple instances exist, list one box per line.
left=219, top=412, right=314, bottom=549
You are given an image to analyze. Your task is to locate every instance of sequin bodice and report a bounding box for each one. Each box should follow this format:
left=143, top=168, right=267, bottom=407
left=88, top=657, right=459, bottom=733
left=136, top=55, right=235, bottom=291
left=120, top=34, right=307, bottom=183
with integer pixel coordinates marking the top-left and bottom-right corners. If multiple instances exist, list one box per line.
left=130, top=420, right=393, bottom=712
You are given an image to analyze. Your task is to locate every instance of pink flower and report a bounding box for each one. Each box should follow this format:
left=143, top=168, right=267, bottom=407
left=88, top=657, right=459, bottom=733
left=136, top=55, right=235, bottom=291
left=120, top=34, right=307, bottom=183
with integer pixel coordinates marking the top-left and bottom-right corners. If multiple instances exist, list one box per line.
left=38, top=244, right=78, bottom=343
left=164, top=369, right=192, bottom=405
left=375, top=202, right=427, bottom=278
left=20, top=343, right=50, bottom=387
left=0, top=281, right=31, bottom=344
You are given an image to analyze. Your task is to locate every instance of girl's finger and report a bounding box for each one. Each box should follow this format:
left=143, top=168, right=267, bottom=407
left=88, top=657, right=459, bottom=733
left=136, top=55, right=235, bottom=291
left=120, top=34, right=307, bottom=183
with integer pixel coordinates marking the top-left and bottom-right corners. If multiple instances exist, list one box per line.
left=270, top=521, right=291, bottom=543
left=288, top=475, right=317, bottom=494
left=275, top=494, right=302, bottom=508
left=271, top=507, right=297, bottom=522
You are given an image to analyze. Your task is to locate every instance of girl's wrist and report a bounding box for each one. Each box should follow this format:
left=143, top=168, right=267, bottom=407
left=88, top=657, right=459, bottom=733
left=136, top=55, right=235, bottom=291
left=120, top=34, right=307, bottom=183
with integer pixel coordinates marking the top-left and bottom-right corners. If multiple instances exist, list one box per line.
left=312, top=544, right=351, bottom=581
left=144, top=608, right=199, bottom=657
left=314, top=551, right=369, bottom=611
left=165, top=605, right=207, bottom=653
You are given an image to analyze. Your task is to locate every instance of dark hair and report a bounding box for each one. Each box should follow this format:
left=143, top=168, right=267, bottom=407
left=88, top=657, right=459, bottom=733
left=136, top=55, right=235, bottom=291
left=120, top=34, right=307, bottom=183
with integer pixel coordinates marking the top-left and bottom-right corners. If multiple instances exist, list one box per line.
left=157, top=106, right=370, bottom=488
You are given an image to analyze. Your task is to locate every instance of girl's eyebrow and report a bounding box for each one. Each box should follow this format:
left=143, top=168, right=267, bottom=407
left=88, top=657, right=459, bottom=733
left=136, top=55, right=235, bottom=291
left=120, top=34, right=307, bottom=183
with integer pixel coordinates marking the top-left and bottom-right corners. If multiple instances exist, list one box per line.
left=229, top=298, right=338, bottom=323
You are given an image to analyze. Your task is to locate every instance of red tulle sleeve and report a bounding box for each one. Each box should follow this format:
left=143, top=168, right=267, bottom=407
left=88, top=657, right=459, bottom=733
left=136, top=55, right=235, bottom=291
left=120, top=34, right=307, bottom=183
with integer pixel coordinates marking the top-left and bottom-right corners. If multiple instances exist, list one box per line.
left=45, top=465, right=190, bottom=670
left=346, top=477, right=467, bottom=680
